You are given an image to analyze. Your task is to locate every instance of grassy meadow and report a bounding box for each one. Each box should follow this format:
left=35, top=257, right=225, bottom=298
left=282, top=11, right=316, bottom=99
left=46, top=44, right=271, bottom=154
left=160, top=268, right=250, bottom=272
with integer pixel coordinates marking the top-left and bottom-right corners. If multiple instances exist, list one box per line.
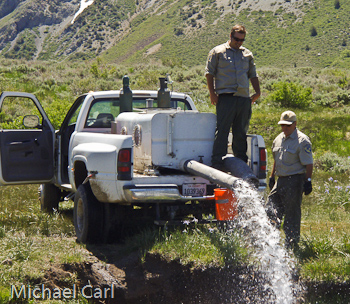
left=0, top=58, right=350, bottom=303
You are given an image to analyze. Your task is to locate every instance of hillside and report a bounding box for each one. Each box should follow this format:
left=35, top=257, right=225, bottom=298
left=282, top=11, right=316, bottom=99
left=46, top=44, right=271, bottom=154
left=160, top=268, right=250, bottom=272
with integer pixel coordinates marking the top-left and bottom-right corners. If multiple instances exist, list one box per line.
left=0, top=0, right=349, bottom=68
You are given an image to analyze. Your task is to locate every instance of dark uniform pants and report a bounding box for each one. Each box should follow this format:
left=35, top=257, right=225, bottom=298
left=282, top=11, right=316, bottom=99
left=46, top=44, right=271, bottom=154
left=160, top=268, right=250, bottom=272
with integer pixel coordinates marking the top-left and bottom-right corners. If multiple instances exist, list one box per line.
left=266, top=174, right=305, bottom=247
left=212, top=94, right=252, bottom=165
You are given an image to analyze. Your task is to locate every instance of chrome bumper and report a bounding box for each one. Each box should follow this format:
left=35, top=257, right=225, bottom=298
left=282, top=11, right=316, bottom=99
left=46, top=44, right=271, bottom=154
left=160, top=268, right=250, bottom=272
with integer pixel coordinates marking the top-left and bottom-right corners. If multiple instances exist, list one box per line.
left=123, top=184, right=214, bottom=202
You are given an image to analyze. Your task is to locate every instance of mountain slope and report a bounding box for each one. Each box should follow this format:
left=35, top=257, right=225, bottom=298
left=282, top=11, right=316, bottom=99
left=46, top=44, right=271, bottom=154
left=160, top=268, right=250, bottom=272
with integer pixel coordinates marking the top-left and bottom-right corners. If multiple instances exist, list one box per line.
left=0, top=0, right=80, bottom=60
left=0, top=0, right=349, bottom=68
left=101, top=0, right=350, bottom=69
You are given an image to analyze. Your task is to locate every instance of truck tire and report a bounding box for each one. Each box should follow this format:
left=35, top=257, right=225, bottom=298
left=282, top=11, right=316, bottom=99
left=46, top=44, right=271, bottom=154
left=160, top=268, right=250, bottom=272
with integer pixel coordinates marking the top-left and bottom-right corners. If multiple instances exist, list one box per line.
left=39, top=184, right=61, bottom=213
left=74, top=183, right=104, bottom=244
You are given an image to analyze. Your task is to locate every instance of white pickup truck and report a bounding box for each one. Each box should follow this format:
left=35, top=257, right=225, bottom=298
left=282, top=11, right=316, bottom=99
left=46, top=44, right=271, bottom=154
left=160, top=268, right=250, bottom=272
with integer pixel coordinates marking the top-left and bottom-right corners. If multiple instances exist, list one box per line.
left=0, top=78, right=267, bottom=243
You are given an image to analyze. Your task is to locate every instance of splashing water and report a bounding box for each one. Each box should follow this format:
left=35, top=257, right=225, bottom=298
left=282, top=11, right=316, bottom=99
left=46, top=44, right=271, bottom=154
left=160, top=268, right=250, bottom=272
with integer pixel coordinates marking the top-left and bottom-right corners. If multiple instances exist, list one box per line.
left=229, top=180, right=299, bottom=304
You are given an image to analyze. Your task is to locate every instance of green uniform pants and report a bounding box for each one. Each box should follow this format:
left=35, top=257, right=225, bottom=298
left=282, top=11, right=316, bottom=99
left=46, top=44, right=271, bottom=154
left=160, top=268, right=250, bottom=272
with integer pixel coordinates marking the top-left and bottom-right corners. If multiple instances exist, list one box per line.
left=212, top=94, right=252, bottom=165
left=266, top=174, right=305, bottom=248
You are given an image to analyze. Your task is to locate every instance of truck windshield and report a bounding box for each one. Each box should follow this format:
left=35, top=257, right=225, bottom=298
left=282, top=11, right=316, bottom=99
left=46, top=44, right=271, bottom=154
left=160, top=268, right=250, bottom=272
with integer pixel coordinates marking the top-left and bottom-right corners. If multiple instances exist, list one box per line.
left=84, top=97, right=191, bottom=128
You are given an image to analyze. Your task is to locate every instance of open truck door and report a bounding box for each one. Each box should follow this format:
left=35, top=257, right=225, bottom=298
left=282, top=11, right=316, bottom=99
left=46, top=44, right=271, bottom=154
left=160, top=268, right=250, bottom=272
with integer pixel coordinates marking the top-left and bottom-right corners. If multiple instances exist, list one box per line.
left=0, top=92, right=55, bottom=185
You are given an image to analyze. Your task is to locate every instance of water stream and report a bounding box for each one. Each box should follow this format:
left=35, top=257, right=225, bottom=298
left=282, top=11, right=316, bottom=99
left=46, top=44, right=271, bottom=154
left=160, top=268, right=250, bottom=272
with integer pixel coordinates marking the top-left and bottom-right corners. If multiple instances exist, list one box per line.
left=229, top=180, right=301, bottom=304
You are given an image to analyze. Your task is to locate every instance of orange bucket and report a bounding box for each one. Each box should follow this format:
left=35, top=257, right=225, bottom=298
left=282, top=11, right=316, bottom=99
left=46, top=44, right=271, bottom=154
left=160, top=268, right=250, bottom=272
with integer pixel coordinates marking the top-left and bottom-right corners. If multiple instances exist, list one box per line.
left=214, top=188, right=238, bottom=221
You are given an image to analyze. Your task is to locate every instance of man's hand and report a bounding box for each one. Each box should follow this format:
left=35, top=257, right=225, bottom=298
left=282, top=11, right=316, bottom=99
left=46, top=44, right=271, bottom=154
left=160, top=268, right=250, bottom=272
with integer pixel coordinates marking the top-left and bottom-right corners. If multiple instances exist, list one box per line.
left=303, top=181, right=312, bottom=195
left=206, top=74, right=218, bottom=105
left=250, top=77, right=260, bottom=104
left=269, top=177, right=275, bottom=190
left=250, top=93, right=260, bottom=104
left=210, top=93, right=219, bottom=105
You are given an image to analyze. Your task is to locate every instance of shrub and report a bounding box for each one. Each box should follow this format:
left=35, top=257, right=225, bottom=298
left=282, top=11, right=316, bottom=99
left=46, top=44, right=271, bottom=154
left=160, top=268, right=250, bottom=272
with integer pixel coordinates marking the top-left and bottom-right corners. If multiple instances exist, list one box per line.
left=315, top=152, right=350, bottom=174
left=342, top=50, right=350, bottom=58
left=45, top=98, right=73, bottom=129
left=334, top=0, right=340, bottom=9
left=174, top=27, right=184, bottom=36
left=314, top=92, right=337, bottom=107
left=337, top=90, right=350, bottom=105
left=265, top=81, right=313, bottom=108
left=310, top=26, right=317, bottom=37
left=314, top=89, right=350, bottom=107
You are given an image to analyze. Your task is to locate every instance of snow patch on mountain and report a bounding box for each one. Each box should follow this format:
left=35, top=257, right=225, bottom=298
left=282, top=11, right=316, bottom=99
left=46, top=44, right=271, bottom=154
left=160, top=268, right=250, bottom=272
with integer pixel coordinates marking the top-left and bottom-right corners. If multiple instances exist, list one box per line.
left=71, top=0, right=94, bottom=24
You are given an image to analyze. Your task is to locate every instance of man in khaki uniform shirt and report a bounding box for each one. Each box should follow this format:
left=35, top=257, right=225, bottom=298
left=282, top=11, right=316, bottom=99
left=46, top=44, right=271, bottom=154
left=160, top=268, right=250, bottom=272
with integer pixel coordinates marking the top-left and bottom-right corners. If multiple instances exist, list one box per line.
left=267, top=111, right=313, bottom=249
left=205, top=24, right=260, bottom=168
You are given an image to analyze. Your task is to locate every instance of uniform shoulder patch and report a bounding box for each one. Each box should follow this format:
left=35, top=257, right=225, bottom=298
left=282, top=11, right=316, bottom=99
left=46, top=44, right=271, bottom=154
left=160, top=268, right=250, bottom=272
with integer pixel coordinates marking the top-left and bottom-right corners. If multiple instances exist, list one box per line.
left=207, top=50, right=214, bottom=62
left=304, top=144, right=312, bottom=154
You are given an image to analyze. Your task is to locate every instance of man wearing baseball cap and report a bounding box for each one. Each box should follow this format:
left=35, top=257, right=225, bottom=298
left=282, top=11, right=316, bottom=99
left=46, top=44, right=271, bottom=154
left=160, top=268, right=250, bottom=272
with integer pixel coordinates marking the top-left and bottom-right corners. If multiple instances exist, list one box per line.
left=266, top=110, right=313, bottom=249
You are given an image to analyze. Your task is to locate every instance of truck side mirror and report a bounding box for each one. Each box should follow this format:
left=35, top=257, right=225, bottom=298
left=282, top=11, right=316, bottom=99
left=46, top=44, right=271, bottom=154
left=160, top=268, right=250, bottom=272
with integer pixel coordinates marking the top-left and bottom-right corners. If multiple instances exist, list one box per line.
left=23, top=115, right=40, bottom=128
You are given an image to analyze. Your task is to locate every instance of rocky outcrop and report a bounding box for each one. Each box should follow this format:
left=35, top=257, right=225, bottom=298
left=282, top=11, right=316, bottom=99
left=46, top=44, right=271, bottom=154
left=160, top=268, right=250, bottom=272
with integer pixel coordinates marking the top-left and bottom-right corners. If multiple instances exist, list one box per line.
left=0, top=0, right=24, bottom=19
left=0, top=0, right=79, bottom=51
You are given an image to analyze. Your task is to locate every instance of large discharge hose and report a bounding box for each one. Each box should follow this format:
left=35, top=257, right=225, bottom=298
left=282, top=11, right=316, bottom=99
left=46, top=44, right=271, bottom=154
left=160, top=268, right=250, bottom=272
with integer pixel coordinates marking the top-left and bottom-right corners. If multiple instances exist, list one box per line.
left=180, top=156, right=259, bottom=190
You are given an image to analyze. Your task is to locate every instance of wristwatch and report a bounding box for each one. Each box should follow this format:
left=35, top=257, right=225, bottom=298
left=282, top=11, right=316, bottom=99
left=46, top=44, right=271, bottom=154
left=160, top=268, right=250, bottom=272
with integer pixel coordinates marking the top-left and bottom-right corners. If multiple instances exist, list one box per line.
left=307, top=178, right=311, bottom=182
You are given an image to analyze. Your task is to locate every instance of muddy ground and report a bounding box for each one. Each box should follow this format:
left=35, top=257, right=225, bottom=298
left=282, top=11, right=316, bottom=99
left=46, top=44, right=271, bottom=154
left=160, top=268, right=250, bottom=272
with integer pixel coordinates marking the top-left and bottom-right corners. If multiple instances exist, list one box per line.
left=42, top=244, right=276, bottom=304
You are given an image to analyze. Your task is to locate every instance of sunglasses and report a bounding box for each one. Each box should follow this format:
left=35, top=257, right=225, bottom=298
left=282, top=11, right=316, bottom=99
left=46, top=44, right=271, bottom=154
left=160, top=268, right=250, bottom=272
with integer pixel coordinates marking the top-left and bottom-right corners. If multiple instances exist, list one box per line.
left=232, top=36, right=245, bottom=42
left=280, top=124, right=292, bottom=127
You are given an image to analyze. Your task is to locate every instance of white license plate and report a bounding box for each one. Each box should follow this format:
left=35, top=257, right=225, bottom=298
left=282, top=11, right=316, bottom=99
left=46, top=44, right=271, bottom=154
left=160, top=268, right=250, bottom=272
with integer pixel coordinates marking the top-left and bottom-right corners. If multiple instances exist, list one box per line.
left=183, top=184, right=206, bottom=197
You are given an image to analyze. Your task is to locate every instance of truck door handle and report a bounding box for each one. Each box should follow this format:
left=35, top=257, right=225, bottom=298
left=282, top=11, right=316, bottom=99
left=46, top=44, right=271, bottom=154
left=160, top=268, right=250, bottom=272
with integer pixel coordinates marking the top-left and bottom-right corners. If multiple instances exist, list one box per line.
left=9, top=140, right=31, bottom=145
left=9, top=139, right=39, bottom=146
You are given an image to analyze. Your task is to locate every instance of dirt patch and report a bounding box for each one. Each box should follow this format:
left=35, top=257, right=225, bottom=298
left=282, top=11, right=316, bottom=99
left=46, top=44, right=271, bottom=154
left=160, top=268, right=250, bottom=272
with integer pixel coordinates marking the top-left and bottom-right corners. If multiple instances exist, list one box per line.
left=144, top=43, right=162, bottom=56
left=115, top=33, right=163, bottom=63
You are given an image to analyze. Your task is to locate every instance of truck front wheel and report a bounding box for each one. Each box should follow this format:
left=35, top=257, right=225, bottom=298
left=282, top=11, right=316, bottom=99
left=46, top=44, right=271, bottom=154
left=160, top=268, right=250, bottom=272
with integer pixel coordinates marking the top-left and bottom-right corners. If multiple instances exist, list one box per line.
left=74, top=183, right=103, bottom=244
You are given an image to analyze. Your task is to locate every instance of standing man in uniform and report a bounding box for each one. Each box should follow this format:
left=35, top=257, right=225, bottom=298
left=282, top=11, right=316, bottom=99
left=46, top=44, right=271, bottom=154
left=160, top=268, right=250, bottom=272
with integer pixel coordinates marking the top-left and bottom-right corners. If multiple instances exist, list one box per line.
left=205, top=24, right=260, bottom=169
left=267, top=110, right=313, bottom=249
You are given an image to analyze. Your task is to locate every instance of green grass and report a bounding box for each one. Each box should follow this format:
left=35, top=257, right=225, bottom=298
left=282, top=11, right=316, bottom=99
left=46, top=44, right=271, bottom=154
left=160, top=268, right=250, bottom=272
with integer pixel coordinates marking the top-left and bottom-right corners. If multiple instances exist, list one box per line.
left=0, top=185, right=89, bottom=303
left=149, top=226, right=248, bottom=268
left=250, top=104, right=350, bottom=158
left=299, top=170, right=350, bottom=280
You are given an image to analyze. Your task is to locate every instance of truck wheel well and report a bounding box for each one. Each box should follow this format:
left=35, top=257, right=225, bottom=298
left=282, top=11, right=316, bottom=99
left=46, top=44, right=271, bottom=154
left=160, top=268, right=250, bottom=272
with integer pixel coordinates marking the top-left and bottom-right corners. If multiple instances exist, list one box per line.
left=74, top=161, right=88, bottom=189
